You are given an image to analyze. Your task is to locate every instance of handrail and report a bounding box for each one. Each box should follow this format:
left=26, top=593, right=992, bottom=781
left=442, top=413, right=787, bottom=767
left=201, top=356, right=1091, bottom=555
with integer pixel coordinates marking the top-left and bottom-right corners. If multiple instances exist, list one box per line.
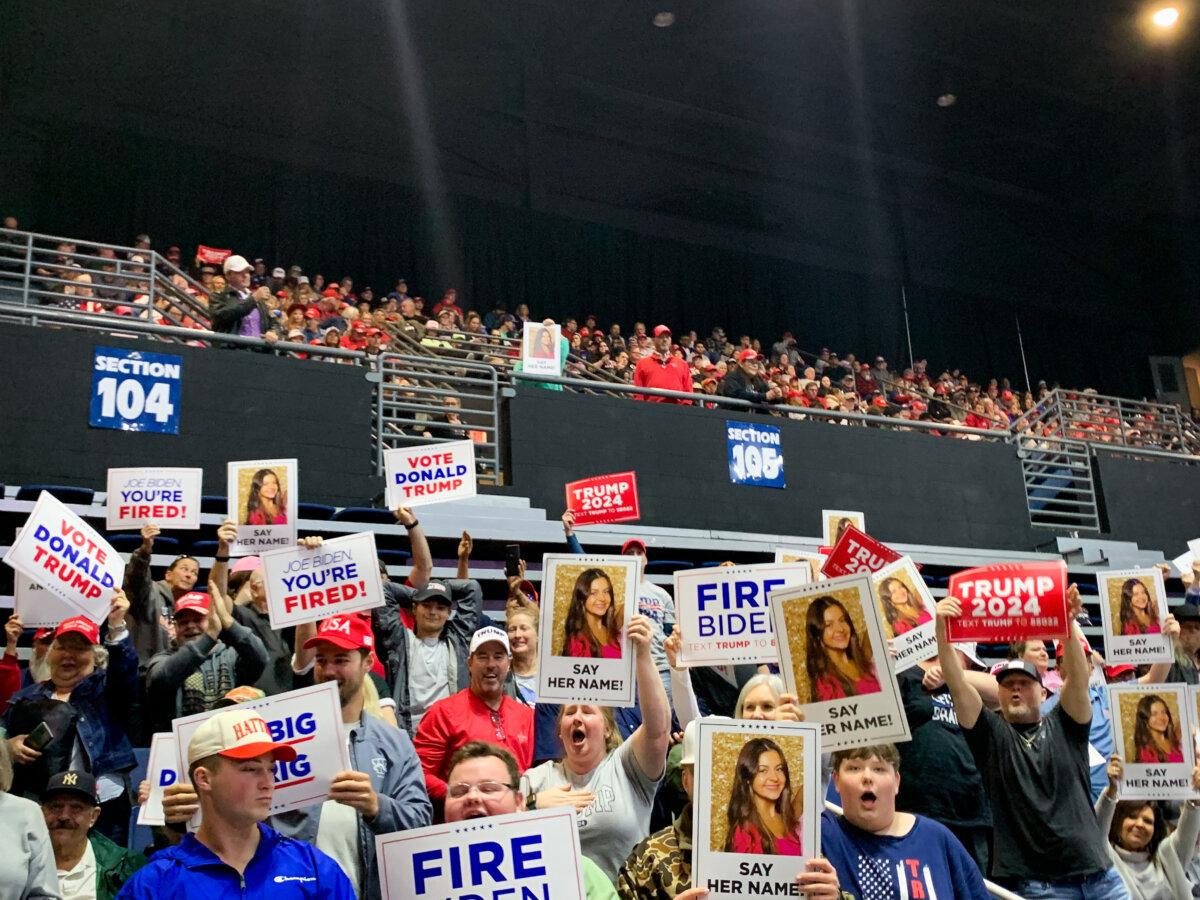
left=822, top=801, right=1025, bottom=899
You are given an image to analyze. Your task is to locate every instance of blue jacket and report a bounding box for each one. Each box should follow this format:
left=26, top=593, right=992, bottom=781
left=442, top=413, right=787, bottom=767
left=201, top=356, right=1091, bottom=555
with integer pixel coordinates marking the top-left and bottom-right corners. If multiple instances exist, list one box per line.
left=116, top=823, right=354, bottom=899
left=269, top=714, right=432, bottom=900
left=3, top=632, right=138, bottom=777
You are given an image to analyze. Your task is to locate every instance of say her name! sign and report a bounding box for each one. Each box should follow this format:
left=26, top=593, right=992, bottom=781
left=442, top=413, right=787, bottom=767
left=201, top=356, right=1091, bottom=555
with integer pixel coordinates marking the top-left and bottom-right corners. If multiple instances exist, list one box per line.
left=943, top=561, right=1069, bottom=643
left=173, top=681, right=349, bottom=818
left=384, top=440, right=477, bottom=509
left=377, top=808, right=586, bottom=900
left=260, top=532, right=385, bottom=628
left=106, top=467, right=202, bottom=530
left=564, top=471, right=640, bottom=527
left=674, top=563, right=812, bottom=666
left=3, top=492, right=123, bottom=623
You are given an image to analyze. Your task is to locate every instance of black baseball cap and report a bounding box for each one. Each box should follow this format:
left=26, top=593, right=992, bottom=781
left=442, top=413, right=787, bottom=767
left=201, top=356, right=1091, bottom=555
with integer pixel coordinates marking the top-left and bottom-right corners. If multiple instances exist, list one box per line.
left=1175, top=603, right=1200, bottom=623
left=995, top=660, right=1043, bottom=686
left=42, top=770, right=99, bottom=805
left=413, top=581, right=453, bottom=606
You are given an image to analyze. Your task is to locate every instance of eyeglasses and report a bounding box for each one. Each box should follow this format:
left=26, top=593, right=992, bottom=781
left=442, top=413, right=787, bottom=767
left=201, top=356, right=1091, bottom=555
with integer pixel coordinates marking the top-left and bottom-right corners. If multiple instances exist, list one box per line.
left=490, top=709, right=507, bottom=741
left=446, top=780, right=516, bottom=799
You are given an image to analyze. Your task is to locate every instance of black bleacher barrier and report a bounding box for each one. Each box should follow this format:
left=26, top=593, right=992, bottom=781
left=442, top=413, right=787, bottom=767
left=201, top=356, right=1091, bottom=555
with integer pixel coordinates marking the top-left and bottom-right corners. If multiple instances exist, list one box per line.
left=0, top=322, right=380, bottom=506
left=1093, top=451, right=1200, bottom=552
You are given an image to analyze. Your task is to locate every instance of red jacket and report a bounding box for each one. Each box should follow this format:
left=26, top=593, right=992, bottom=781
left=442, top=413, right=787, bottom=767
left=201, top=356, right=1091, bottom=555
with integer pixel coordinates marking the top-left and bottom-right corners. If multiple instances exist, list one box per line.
left=413, top=688, right=534, bottom=799
left=634, top=354, right=694, bottom=402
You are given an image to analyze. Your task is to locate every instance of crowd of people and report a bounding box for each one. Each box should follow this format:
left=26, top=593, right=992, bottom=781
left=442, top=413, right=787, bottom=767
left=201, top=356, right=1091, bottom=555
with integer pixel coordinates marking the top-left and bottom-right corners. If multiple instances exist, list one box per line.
left=4, top=503, right=1200, bottom=899
left=8, top=220, right=1194, bottom=452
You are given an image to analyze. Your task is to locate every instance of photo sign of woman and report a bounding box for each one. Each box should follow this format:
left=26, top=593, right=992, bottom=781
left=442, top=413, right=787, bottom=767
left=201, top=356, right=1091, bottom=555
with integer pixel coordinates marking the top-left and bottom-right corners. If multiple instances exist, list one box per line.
left=1108, top=683, right=1197, bottom=801
left=1097, top=568, right=1172, bottom=665
left=870, top=556, right=937, bottom=673
left=226, top=458, right=297, bottom=555
left=770, top=573, right=910, bottom=751
left=536, top=553, right=639, bottom=706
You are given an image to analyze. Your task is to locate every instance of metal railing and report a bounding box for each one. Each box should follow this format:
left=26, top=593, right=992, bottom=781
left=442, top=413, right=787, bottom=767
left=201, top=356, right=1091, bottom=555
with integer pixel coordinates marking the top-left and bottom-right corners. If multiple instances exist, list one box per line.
left=1017, top=435, right=1101, bottom=532
left=0, top=227, right=213, bottom=334
left=1012, top=388, right=1200, bottom=456
left=375, top=352, right=502, bottom=484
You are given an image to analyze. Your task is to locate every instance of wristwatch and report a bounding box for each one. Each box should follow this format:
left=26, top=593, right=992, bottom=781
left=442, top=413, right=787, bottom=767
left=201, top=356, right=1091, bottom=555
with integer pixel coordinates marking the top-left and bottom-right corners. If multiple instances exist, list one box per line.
left=526, top=791, right=537, bottom=811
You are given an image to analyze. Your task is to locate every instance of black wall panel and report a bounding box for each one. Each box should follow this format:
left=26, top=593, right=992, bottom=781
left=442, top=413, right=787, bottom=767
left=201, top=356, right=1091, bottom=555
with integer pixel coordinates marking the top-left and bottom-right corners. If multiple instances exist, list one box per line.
left=1095, top=453, right=1200, bottom=556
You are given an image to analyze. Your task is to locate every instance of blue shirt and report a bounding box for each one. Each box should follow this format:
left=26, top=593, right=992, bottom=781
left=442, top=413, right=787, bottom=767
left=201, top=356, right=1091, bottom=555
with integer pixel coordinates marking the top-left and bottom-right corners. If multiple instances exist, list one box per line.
left=820, top=809, right=989, bottom=900
left=116, top=823, right=354, bottom=899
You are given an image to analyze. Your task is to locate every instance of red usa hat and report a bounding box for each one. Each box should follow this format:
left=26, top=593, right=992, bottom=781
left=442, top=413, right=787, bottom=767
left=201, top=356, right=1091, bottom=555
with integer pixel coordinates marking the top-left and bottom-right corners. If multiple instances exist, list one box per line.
left=34, top=628, right=54, bottom=642
left=653, top=324, right=671, bottom=337
left=54, top=617, right=99, bottom=644
left=175, top=591, right=211, bottom=616
left=735, top=348, right=759, bottom=363
left=1104, top=663, right=1136, bottom=680
left=303, top=614, right=375, bottom=651
left=621, top=538, right=648, bottom=555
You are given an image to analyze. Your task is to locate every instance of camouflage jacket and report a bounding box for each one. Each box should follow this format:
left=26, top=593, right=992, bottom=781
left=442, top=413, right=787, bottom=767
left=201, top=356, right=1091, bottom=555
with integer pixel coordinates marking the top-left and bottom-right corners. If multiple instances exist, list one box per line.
left=617, top=806, right=692, bottom=900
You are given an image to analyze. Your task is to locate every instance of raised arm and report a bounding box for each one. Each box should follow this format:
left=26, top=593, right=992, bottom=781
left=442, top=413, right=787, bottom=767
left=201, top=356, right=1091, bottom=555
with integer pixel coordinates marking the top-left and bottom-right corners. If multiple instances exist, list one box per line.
left=209, top=519, right=237, bottom=598
left=627, top=615, right=670, bottom=780
left=456, top=531, right=473, bottom=580
left=396, top=507, right=432, bottom=589
left=1058, top=584, right=1091, bottom=725
left=1140, top=614, right=1179, bottom=684
left=562, top=510, right=585, bottom=555
left=123, top=525, right=158, bottom=625
left=935, top=597, right=983, bottom=730
left=663, top=629, right=700, bottom=729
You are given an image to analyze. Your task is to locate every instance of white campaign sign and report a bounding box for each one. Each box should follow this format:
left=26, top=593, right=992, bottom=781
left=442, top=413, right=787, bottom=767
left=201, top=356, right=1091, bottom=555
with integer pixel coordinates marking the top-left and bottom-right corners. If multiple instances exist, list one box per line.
left=260, top=531, right=385, bottom=628
left=674, top=563, right=812, bottom=666
left=536, top=554, right=640, bottom=707
left=1109, top=683, right=1196, bottom=801
left=11, top=527, right=86, bottom=628
left=383, top=439, right=477, bottom=509
left=1097, top=568, right=1172, bottom=666
left=172, top=681, right=349, bottom=817
left=691, top=718, right=821, bottom=900
left=773, top=548, right=823, bottom=581
left=106, top=467, right=203, bottom=530
left=137, top=733, right=179, bottom=827
left=3, top=492, right=123, bottom=623
left=770, top=573, right=910, bottom=752
left=376, top=808, right=586, bottom=900
left=226, top=458, right=298, bottom=556
left=520, top=323, right=564, bottom=377
left=870, top=557, right=937, bottom=674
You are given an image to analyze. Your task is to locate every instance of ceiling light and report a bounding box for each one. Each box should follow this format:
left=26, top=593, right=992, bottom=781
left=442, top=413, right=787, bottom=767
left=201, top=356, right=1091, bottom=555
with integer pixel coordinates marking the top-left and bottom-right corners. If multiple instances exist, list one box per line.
left=653, top=11, right=675, bottom=27
left=1151, top=6, right=1180, bottom=27
left=936, top=93, right=957, bottom=108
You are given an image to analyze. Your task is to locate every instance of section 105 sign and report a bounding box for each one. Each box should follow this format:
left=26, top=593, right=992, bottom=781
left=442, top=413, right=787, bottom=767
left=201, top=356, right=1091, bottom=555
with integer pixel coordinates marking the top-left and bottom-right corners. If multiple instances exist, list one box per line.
left=89, top=345, right=182, bottom=434
left=726, top=421, right=785, bottom=488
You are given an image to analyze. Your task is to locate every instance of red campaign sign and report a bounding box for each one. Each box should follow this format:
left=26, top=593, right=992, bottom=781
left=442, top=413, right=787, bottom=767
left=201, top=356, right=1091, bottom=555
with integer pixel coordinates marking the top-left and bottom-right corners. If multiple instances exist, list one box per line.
left=944, top=561, right=1069, bottom=642
left=565, top=471, right=640, bottom=527
left=820, top=525, right=901, bottom=578
left=195, top=244, right=232, bottom=265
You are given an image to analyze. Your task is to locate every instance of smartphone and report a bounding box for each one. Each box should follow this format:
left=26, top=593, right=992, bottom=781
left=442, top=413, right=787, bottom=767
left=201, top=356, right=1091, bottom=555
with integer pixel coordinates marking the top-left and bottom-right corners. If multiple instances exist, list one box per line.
left=505, top=544, right=522, bottom=578
left=26, top=721, right=54, bottom=751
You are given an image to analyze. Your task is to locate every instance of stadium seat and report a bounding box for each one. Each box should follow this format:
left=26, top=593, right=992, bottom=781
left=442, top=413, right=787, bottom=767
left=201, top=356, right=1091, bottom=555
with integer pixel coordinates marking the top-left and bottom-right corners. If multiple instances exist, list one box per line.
left=645, top=559, right=695, bottom=574
left=298, top=502, right=337, bottom=520
left=330, top=506, right=396, bottom=524
left=16, top=483, right=95, bottom=505
left=377, top=549, right=413, bottom=565
left=108, top=533, right=179, bottom=553
left=200, top=495, right=228, bottom=514
left=191, top=540, right=219, bottom=557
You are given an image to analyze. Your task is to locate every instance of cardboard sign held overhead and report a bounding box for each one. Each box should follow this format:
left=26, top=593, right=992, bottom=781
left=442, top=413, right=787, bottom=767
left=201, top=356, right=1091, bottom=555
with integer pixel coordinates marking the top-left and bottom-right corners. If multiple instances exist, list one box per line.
left=564, top=471, right=640, bottom=527
left=384, top=440, right=477, bottom=509
left=259, top=531, right=385, bottom=628
left=106, top=467, right=203, bottom=530
left=944, top=560, right=1069, bottom=643
left=820, top=525, right=901, bottom=578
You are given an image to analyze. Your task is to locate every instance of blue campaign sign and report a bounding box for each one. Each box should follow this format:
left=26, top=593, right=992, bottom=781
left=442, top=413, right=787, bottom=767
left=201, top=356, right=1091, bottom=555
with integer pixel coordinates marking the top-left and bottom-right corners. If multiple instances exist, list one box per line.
left=726, top=420, right=785, bottom=488
left=89, top=345, right=183, bottom=434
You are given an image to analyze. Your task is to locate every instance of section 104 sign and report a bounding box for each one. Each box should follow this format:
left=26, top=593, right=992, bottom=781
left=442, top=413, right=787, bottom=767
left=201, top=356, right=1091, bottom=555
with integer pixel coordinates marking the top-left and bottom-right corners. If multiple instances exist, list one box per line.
left=726, top=421, right=785, bottom=488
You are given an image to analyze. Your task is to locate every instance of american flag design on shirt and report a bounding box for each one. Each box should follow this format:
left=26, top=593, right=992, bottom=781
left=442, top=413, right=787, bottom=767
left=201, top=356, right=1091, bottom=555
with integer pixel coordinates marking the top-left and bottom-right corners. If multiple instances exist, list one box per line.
left=855, top=854, right=940, bottom=900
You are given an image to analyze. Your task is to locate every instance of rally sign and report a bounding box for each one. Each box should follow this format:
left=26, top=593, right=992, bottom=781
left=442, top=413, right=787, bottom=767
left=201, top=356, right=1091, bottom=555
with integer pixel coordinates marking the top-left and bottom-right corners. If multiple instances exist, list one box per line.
left=1176, top=549, right=1196, bottom=577
left=820, top=525, right=900, bottom=578
left=869, top=557, right=936, bottom=674
left=11, top=526, right=86, bottom=628
left=821, top=510, right=865, bottom=547
left=1097, top=568, right=1172, bottom=665
left=537, top=554, right=640, bottom=706
left=674, top=563, right=813, bottom=666
left=260, top=531, right=385, bottom=628
left=770, top=573, right=910, bottom=752
left=376, top=808, right=586, bottom=900
left=173, top=681, right=348, bottom=818
left=564, top=471, right=640, bottom=527
left=89, top=345, right=182, bottom=434
left=194, top=244, right=232, bottom=265
left=726, top=421, right=785, bottom=488
left=1110, top=683, right=1196, bottom=801
left=137, top=733, right=179, bottom=827
left=691, top=718, right=821, bottom=900
left=227, top=458, right=298, bottom=556
left=3, top=492, right=123, bottom=622
left=105, top=467, right=202, bottom=530
left=943, top=560, right=1069, bottom=643
left=773, top=549, right=823, bottom=581
left=384, top=439, right=477, bottom=509
left=520, top=323, right=564, bottom=377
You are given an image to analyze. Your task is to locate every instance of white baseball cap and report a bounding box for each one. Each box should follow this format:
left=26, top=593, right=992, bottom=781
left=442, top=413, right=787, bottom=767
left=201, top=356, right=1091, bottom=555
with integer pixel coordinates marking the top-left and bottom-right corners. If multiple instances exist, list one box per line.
left=469, top=625, right=510, bottom=655
left=187, top=708, right=298, bottom=766
left=222, top=254, right=252, bottom=275
left=679, top=720, right=700, bottom=766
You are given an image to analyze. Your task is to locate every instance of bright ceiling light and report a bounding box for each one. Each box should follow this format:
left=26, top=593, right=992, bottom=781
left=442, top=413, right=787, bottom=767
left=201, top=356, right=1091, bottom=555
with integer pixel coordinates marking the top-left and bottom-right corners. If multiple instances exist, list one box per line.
left=936, top=93, right=957, bottom=108
left=1152, top=6, right=1181, bottom=27
left=653, top=11, right=675, bottom=28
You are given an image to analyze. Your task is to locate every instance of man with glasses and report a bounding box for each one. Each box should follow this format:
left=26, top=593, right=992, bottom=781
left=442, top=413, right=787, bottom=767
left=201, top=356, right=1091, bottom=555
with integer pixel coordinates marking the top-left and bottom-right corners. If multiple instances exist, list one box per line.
left=717, top=348, right=783, bottom=405
left=443, top=742, right=617, bottom=899
left=413, top=626, right=534, bottom=808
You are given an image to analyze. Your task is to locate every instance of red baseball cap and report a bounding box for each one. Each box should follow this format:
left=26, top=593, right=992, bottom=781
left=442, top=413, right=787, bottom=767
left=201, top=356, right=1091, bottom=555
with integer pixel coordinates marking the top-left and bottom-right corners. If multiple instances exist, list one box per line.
left=54, top=617, right=99, bottom=645
left=351, top=320, right=367, bottom=332
left=621, top=538, right=648, bottom=555
left=871, top=395, right=888, bottom=408
left=175, top=591, right=211, bottom=617
left=303, top=614, right=375, bottom=651
left=653, top=325, right=671, bottom=337
left=1104, top=664, right=1136, bottom=680
left=33, top=628, right=54, bottom=642
left=735, top=348, right=759, bottom=363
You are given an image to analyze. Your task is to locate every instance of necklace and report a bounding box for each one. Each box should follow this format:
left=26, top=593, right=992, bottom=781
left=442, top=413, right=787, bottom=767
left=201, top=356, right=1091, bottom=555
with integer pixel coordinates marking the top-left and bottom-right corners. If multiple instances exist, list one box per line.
left=1017, top=722, right=1044, bottom=750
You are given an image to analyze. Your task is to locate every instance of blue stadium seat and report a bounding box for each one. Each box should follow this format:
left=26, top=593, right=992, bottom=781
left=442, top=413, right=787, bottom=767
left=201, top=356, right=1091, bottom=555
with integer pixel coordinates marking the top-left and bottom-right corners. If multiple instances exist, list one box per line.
left=191, top=540, right=219, bottom=557
left=377, top=549, right=413, bottom=565
left=200, top=495, right=227, bottom=514
left=645, top=559, right=694, bottom=574
left=17, top=483, right=95, bottom=505
left=330, top=507, right=396, bottom=524
left=108, top=534, right=179, bottom=553
left=298, top=502, right=337, bottom=520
